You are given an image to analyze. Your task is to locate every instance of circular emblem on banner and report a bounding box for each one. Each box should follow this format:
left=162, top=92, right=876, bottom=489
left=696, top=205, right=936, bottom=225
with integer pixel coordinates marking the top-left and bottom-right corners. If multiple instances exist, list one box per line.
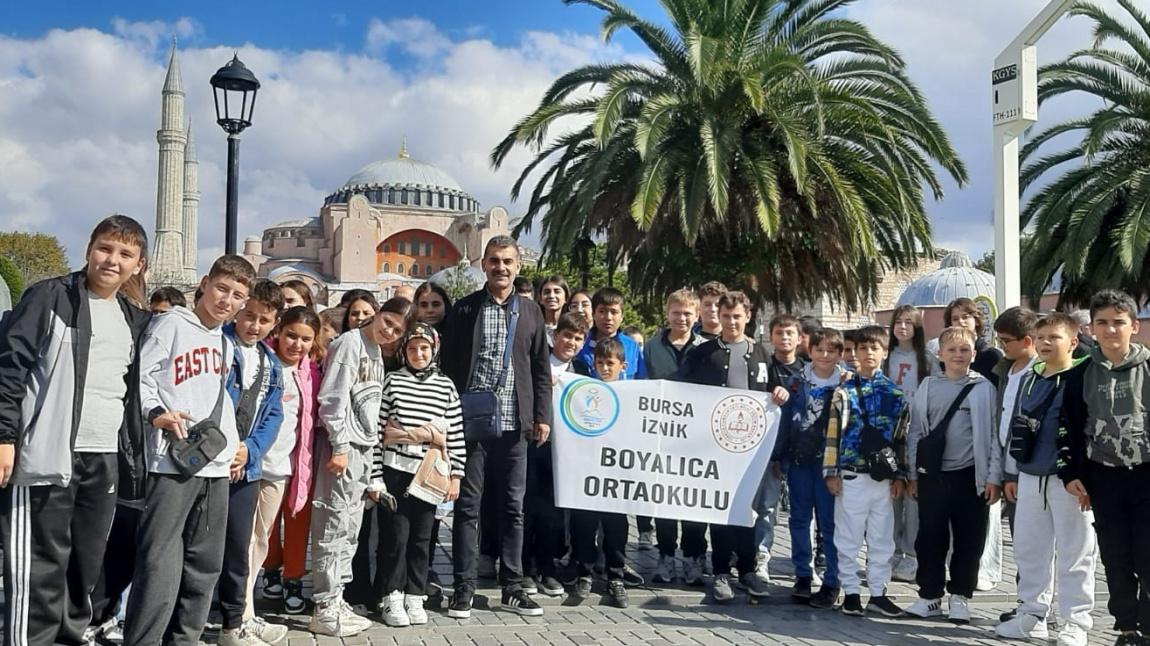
left=560, top=378, right=620, bottom=437
left=710, top=394, right=767, bottom=453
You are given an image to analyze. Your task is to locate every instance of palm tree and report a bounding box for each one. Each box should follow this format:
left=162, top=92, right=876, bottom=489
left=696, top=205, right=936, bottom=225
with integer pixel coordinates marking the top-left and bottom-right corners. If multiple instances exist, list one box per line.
left=1021, top=0, right=1150, bottom=305
left=492, top=0, right=966, bottom=309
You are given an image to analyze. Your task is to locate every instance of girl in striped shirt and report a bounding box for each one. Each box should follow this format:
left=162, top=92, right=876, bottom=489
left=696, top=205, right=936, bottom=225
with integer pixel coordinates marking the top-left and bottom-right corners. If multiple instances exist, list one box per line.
left=372, top=321, right=465, bottom=627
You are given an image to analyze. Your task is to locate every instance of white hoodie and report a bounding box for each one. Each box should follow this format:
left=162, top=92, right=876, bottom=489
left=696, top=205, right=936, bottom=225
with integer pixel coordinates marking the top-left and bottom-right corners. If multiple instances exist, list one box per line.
left=138, top=306, right=239, bottom=478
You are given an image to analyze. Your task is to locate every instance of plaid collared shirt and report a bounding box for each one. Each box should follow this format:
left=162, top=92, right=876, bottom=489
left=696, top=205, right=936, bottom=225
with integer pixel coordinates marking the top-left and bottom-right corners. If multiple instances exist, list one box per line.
left=467, top=291, right=519, bottom=433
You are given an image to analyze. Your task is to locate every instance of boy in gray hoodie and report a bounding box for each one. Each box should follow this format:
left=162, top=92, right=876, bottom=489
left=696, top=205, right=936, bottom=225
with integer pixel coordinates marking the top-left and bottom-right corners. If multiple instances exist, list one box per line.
left=124, top=255, right=255, bottom=646
left=1059, top=290, right=1150, bottom=645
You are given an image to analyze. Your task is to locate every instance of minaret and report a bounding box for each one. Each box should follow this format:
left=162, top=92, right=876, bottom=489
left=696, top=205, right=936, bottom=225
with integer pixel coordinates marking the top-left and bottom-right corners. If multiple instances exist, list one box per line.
left=152, top=43, right=188, bottom=284
left=182, top=120, right=199, bottom=282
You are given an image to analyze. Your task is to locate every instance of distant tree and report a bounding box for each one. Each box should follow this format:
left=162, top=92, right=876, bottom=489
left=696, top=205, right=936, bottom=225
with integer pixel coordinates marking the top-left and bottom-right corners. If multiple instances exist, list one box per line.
left=0, top=257, right=23, bottom=300
left=975, top=250, right=995, bottom=276
left=437, top=263, right=483, bottom=302
left=0, top=232, right=70, bottom=288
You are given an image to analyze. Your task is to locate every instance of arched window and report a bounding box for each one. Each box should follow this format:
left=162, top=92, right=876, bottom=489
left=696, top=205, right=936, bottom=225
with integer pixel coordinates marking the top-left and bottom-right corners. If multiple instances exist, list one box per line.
left=449, top=195, right=456, bottom=210
left=397, top=241, right=406, bottom=254
left=414, top=191, right=421, bottom=206
left=410, top=264, right=418, bottom=276
left=397, top=263, right=405, bottom=274
left=388, top=188, right=397, bottom=204
left=438, top=193, right=444, bottom=208
left=425, top=264, right=433, bottom=276
left=401, top=189, right=409, bottom=205
left=382, top=244, right=390, bottom=253
left=383, top=262, right=390, bottom=273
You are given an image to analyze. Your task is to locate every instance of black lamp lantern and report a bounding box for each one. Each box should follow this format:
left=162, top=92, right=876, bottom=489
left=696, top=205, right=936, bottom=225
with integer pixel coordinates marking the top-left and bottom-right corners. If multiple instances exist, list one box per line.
left=209, top=54, right=260, bottom=254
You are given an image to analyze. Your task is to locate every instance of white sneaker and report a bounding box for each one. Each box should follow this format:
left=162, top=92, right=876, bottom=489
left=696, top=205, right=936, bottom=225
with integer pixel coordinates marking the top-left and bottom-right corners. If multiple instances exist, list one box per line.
left=382, top=590, right=411, bottom=627
left=995, top=613, right=1049, bottom=641
left=653, top=554, right=676, bottom=583
left=683, top=556, right=705, bottom=586
left=243, top=617, right=288, bottom=645
left=405, top=594, right=428, bottom=625
left=338, top=599, right=374, bottom=631
left=754, top=552, right=771, bottom=583
left=309, top=601, right=368, bottom=637
left=905, top=597, right=943, bottom=618
left=217, top=627, right=271, bottom=646
left=976, top=576, right=997, bottom=591
left=1055, top=623, right=1087, bottom=646
left=948, top=594, right=971, bottom=624
left=637, top=530, right=654, bottom=550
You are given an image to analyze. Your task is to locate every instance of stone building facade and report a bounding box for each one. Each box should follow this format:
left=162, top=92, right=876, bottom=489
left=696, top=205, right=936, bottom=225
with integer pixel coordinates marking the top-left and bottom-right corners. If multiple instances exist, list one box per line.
left=243, top=143, right=512, bottom=306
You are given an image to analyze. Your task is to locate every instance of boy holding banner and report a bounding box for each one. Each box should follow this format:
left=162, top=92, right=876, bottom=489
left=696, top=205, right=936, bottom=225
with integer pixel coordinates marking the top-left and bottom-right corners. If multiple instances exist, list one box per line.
left=644, top=289, right=708, bottom=585
left=675, top=291, right=781, bottom=603
left=822, top=325, right=908, bottom=619
left=568, top=337, right=632, bottom=608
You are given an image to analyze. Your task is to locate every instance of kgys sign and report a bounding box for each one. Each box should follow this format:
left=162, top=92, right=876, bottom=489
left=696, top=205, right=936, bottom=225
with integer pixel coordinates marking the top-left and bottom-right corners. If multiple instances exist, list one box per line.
left=552, top=376, right=780, bottom=527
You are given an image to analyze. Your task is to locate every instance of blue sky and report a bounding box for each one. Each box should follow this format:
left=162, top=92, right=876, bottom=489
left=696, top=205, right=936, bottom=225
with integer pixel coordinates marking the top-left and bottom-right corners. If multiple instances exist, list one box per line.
left=0, top=0, right=1115, bottom=278
left=1, top=1, right=665, bottom=51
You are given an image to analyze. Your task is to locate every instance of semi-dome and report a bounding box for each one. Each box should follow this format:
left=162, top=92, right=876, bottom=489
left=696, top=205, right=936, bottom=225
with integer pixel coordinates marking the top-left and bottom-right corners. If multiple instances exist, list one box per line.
left=324, top=141, right=479, bottom=213
left=896, top=251, right=996, bottom=307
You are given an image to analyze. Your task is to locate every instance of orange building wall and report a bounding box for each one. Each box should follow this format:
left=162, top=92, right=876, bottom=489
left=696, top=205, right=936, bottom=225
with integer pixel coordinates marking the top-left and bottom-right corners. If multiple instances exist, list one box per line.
left=376, top=229, right=461, bottom=279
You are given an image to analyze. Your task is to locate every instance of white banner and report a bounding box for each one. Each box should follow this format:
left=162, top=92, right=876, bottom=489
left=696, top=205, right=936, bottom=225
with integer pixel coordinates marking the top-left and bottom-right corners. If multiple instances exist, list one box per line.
left=551, top=375, right=780, bottom=527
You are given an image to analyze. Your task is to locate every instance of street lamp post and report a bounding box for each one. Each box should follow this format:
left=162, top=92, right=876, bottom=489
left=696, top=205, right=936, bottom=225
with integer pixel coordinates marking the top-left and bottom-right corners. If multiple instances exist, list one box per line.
left=992, top=0, right=1074, bottom=312
left=209, top=54, right=260, bottom=255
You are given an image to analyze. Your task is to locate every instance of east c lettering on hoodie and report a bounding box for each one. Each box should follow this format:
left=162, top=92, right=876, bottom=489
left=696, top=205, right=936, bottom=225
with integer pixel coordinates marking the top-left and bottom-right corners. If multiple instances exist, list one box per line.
left=138, top=306, right=239, bottom=478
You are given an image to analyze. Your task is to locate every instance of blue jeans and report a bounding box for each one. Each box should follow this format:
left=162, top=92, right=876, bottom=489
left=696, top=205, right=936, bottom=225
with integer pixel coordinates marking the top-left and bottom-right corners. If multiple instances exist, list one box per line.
left=787, top=463, right=839, bottom=587
left=753, top=464, right=783, bottom=556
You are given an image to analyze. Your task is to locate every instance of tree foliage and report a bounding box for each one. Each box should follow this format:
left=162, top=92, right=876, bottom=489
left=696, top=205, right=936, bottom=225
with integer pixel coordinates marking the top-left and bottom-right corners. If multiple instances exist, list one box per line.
left=0, top=231, right=70, bottom=289
left=493, top=0, right=966, bottom=310
left=0, top=257, right=23, bottom=300
left=1021, top=0, right=1150, bottom=306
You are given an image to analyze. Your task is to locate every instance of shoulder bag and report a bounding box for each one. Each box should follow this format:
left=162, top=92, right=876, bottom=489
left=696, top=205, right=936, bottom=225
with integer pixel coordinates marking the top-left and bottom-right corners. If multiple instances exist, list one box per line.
left=168, top=336, right=231, bottom=477
left=460, top=296, right=519, bottom=443
left=915, top=381, right=976, bottom=478
left=1009, top=374, right=1059, bottom=463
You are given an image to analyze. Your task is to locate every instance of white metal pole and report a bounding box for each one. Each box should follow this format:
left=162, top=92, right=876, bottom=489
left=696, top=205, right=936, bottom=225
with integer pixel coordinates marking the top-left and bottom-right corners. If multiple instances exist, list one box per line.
left=994, top=126, right=1022, bottom=311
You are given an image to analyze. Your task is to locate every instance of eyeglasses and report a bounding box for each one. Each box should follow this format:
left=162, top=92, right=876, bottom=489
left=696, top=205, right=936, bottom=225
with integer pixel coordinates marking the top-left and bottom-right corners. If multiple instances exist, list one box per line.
left=996, top=336, right=1019, bottom=346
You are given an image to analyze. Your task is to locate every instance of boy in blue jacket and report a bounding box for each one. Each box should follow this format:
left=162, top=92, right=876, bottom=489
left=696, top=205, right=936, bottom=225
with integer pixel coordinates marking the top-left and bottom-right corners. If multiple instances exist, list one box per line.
left=573, top=287, right=646, bottom=380
left=216, top=279, right=286, bottom=646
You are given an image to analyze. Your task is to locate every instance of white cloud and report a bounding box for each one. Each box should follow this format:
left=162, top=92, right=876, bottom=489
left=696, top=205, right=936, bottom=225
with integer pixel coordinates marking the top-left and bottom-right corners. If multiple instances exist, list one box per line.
left=0, top=18, right=625, bottom=271
left=365, top=17, right=453, bottom=58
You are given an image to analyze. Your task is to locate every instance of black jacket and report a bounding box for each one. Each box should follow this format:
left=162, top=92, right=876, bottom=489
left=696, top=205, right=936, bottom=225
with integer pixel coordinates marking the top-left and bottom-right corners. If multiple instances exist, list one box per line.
left=440, top=288, right=552, bottom=432
left=0, top=272, right=151, bottom=498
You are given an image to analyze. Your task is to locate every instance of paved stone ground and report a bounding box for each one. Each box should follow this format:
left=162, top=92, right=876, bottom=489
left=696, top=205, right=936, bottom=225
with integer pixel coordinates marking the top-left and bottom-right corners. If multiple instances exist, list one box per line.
left=224, top=510, right=1119, bottom=645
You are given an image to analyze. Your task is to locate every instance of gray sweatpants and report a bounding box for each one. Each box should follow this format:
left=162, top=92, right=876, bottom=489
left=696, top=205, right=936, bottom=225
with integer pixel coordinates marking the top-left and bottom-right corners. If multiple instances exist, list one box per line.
left=123, top=474, right=229, bottom=646
left=309, top=438, right=373, bottom=605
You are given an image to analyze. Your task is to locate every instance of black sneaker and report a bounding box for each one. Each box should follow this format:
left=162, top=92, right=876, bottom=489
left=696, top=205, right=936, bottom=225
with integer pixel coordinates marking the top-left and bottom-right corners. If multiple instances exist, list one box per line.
left=999, top=604, right=1019, bottom=623
left=502, top=589, right=544, bottom=617
left=607, top=580, right=628, bottom=609
left=282, top=579, right=306, bottom=615
left=573, top=576, right=593, bottom=600
left=538, top=575, right=565, bottom=597
left=809, top=586, right=840, bottom=609
left=867, top=595, right=904, bottom=618
left=791, top=576, right=813, bottom=600
left=521, top=577, right=539, bottom=595
left=841, top=593, right=864, bottom=617
left=262, top=569, right=283, bottom=599
left=448, top=585, right=474, bottom=619
left=1114, top=634, right=1142, bottom=646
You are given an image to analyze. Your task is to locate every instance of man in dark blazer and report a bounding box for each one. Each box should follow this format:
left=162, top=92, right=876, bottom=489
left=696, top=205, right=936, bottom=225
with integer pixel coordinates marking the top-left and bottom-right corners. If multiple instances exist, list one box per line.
left=440, top=235, right=552, bottom=619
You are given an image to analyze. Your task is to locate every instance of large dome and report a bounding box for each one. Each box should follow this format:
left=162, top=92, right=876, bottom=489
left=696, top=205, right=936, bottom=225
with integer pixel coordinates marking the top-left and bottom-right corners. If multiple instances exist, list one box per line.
left=324, top=143, right=479, bottom=213
left=342, top=157, right=464, bottom=193
left=896, top=251, right=996, bottom=308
